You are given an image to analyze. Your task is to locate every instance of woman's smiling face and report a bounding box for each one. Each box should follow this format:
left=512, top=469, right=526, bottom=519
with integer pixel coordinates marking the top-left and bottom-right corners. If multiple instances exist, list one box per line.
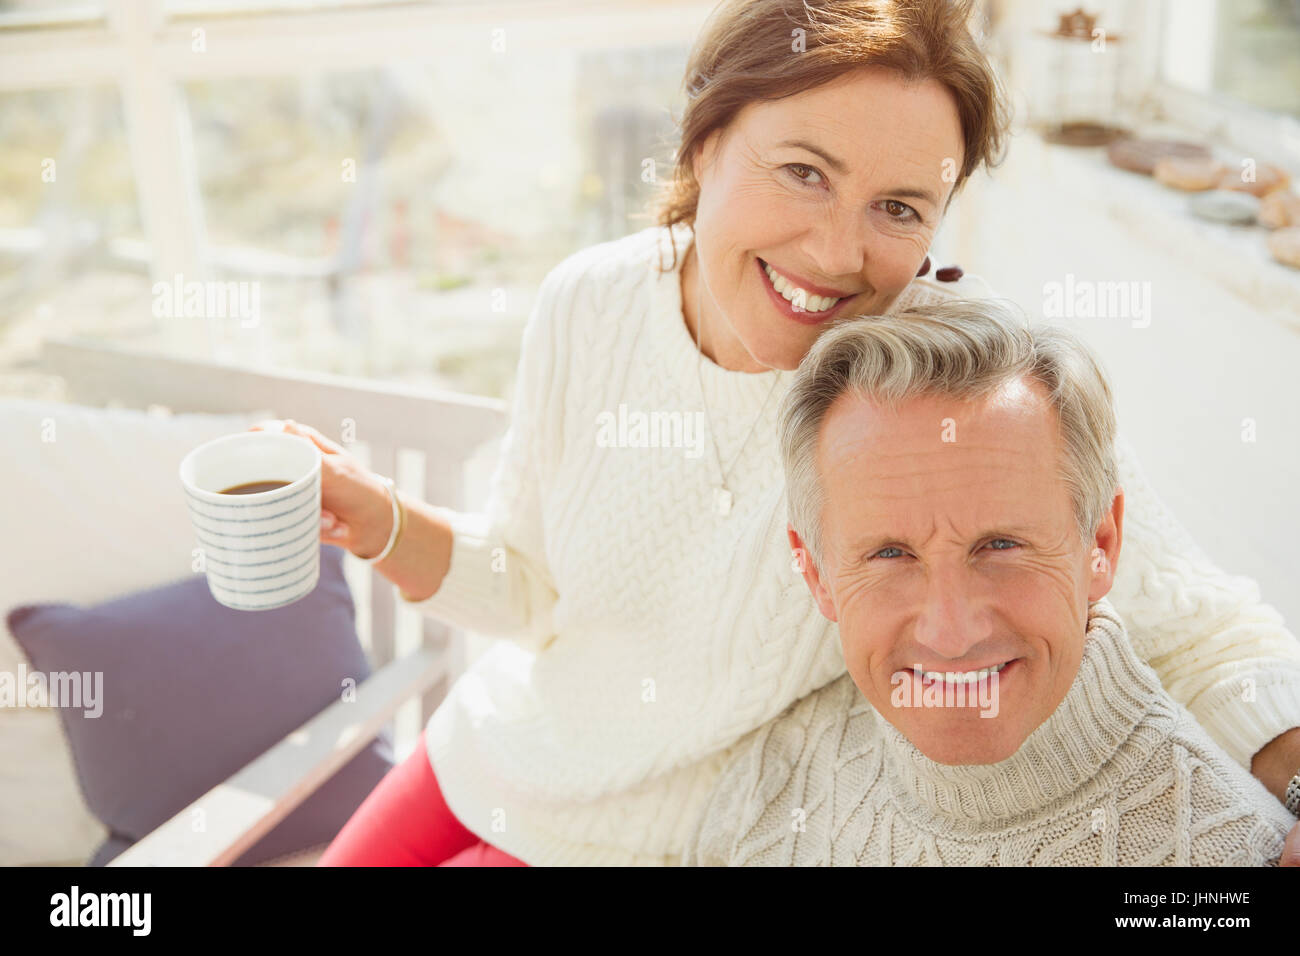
left=689, top=65, right=966, bottom=371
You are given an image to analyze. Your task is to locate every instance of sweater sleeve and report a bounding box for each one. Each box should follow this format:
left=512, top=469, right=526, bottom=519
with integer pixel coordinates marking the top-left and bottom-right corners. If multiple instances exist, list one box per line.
left=398, top=255, right=580, bottom=645
left=1108, top=431, right=1300, bottom=769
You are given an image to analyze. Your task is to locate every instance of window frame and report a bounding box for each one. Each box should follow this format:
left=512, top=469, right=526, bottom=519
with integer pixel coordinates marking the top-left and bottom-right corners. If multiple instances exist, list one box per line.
left=1143, top=0, right=1300, bottom=167
left=0, top=0, right=714, bottom=284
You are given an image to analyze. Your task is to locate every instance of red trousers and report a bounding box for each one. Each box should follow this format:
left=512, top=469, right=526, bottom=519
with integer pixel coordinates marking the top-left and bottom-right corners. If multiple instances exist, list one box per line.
left=318, top=729, right=528, bottom=867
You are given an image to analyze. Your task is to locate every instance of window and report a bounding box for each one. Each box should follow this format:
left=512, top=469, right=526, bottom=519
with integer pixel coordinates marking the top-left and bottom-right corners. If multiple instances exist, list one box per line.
left=1164, top=0, right=1300, bottom=118
left=1155, top=0, right=1300, bottom=160
left=0, top=0, right=710, bottom=401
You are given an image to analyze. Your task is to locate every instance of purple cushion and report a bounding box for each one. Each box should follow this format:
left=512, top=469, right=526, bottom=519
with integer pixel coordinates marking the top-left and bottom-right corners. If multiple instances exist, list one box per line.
left=6, top=545, right=393, bottom=866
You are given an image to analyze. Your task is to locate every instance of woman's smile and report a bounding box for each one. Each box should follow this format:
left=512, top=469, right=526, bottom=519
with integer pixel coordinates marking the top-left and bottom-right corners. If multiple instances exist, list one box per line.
left=755, top=256, right=863, bottom=326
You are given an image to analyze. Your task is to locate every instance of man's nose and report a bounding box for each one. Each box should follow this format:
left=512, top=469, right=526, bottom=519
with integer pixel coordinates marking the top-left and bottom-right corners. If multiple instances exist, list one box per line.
left=912, top=568, right=994, bottom=662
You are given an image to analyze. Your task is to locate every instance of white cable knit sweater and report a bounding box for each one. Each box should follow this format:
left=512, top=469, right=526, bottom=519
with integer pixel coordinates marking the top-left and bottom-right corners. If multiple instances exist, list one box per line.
left=685, top=599, right=1296, bottom=866
left=406, top=223, right=1300, bottom=866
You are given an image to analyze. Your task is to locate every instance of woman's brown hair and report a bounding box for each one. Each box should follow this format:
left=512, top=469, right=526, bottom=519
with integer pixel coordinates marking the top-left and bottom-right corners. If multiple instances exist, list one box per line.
left=652, top=0, right=1012, bottom=269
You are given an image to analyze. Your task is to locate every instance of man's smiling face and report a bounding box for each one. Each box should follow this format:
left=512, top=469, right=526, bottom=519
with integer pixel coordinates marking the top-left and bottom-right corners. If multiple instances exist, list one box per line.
left=792, top=376, right=1122, bottom=765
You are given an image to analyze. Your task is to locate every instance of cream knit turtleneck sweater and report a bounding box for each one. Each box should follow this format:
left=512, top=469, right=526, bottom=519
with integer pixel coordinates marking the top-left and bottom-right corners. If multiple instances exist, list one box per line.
left=685, top=599, right=1296, bottom=866
left=403, top=223, right=1300, bottom=867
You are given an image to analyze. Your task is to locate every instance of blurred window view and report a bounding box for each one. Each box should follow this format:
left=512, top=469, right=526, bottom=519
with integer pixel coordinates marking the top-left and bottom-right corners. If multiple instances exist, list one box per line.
left=0, top=0, right=103, bottom=27
left=0, top=0, right=690, bottom=401
left=165, top=0, right=426, bottom=14
left=178, top=48, right=683, bottom=394
left=0, top=85, right=146, bottom=398
left=0, top=0, right=1297, bottom=404
left=1210, top=0, right=1300, bottom=117
left=1160, top=0, right=1300, bottom=118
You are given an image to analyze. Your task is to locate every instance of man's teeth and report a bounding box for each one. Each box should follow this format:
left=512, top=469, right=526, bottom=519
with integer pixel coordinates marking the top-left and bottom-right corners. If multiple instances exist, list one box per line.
left=919, top=662, right=1008, bottom=685
left=763, top=262, right=842, bottom=313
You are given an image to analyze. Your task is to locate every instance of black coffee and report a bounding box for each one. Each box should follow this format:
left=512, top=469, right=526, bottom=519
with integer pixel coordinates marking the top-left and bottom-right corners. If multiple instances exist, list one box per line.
left=218, top=480, right=292, bottom=495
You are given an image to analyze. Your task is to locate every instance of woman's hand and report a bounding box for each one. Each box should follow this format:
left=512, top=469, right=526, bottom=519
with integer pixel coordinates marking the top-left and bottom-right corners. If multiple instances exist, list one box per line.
left=248, top=419, right=393, bottom=559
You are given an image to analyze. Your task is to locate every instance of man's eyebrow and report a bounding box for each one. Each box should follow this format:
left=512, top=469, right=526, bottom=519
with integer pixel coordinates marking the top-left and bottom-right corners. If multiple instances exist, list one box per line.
left=774, top=138, right=940, bottom=205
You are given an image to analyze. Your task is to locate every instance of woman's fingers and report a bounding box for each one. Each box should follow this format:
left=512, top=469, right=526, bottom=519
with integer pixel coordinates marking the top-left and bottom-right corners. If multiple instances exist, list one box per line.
left=246, top=422, right=361, bottom=550
left=249, top=418, right=346, bottom=455
left=283, top=419, right=347, bottom=455
left=320, top=509, right=349, bottom=540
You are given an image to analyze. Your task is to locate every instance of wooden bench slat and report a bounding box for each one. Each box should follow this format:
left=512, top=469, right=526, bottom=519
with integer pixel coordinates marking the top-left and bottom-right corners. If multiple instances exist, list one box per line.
left=109, top=647, right=446, bottom=867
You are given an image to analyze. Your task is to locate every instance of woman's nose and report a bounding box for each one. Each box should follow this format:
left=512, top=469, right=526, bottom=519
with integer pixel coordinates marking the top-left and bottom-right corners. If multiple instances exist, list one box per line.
left=799, top=205, right=870, bottom=281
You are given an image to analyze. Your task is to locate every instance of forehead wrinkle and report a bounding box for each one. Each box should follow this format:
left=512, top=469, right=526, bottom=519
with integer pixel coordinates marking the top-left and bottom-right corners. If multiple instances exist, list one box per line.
left=826, top=456, right=1042, bottom=526
left=784, top=118, right=949, bottom=199
left=816, top=401, right=1069, bottom=554
left=760, top=91, right=960, bottom=198
left=821, top=425, right=1039, bottom=484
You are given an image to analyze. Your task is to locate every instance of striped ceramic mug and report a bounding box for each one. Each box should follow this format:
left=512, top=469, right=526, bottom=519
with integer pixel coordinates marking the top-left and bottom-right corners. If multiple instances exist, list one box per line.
left=179, top=430, right=323, bottom=611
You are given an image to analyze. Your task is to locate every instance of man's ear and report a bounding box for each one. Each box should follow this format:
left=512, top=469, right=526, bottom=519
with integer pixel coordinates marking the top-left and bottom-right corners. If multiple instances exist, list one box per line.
left=788, top=524, right=838, bottom=622
left=1087, top=488, right=1124, bottom=602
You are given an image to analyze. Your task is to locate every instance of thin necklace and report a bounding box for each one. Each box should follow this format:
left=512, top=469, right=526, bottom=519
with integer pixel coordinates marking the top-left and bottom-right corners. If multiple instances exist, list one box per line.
left=692, top=246, right=783, bottom=516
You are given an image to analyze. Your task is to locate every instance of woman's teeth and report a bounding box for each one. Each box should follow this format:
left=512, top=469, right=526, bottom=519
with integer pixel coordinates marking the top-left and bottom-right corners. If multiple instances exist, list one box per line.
left=763, top=262, right=842, bottom=313
left=919, top=662, right=1008, bottom=685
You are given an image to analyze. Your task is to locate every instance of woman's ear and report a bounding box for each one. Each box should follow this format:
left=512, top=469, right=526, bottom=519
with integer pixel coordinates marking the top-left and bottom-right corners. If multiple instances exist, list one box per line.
left=1087, top=488, right=1124, bottom=602
left=788, top=524, right=838, bottom=622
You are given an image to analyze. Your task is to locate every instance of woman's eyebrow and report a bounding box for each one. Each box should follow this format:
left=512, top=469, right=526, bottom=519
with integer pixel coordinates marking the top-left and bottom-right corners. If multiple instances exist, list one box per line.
left=887, top=186, right=941, bottom=205
left=777, top=137, right=850, bottom=174
left=774, top=138, right=939, bottom=205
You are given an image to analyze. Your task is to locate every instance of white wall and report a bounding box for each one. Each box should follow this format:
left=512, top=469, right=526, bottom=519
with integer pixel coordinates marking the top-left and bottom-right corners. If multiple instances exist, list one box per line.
left=940, top=131, right=1300, bottom=631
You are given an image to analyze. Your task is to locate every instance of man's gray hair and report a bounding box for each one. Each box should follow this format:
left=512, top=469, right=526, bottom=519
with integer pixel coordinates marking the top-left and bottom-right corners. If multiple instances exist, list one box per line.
left=779, top=299, right=1119, bottom=569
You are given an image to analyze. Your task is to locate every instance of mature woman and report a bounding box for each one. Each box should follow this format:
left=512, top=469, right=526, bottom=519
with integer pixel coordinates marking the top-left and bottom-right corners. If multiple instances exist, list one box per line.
left=294, top=0, right=1300, bottom=866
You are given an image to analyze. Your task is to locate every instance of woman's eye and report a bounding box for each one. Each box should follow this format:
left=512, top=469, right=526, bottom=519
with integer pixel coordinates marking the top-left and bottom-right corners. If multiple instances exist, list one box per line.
left=874, top=546, right=906, bottom=559
left=984, top=539, right=1019, bottom=552
left=785, top=163, right=824, bottom=186
left=880, top=199, right=920, bottom=221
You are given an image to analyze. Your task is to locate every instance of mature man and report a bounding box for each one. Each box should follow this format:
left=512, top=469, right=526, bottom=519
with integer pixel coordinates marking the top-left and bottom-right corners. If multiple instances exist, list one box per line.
left=686, top=301, right=1295, bottom=865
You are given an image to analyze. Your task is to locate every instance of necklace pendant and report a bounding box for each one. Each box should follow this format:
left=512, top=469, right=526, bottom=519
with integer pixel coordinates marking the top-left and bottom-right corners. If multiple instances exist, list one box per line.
left=713, top=486, right=733, bottom=516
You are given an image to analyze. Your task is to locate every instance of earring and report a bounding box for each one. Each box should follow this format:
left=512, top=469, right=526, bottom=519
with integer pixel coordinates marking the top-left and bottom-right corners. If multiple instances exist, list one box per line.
left=916, top=255, right=931, bottom=277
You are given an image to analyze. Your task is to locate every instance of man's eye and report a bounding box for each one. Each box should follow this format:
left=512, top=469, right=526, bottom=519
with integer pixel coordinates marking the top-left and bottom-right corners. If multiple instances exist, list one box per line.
left=874, top=546, right=906, bottom=559
left=785, top=163, right=824, bottom=186
left=984, top=539, right=1019, bottom=551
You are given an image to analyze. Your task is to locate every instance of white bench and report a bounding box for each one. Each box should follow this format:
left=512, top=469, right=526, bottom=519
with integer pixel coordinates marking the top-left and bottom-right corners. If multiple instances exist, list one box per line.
left=39, top=337, right=506, bottom=866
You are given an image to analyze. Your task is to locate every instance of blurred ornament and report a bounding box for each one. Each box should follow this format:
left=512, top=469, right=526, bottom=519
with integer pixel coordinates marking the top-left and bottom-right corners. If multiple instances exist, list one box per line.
left=1259, top=190, right=1300, bottom=229
left=1054, top=8, right=1099, bottom=39
left=1035, top=8, right=1129, bottom=147
left=1267, top=227, right=1300, bottom=269
left=1216, top=162, right=1291, bottom=198
left=1187, top=190, right=1261, bottom=224
left=1107, top=138, right=1210, bottom=175
left=1154, top=157, right=1226, bottom=191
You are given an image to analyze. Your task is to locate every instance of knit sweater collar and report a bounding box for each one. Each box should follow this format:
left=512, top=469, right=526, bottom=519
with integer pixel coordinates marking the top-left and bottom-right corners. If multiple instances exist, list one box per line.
left=877, top=598, right=1176, bottom=835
